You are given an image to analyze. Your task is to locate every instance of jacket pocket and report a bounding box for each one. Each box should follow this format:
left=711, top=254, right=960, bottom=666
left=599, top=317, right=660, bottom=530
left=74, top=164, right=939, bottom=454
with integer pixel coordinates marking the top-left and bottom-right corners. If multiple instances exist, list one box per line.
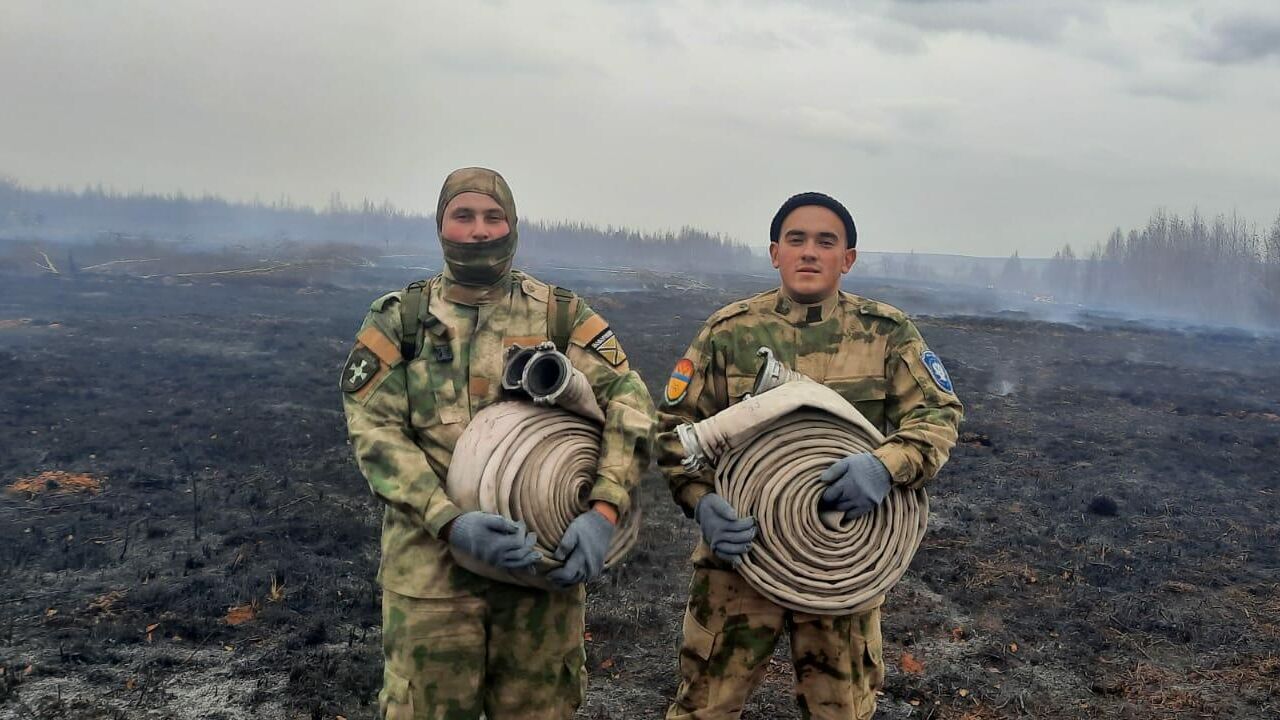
left=726, top=372, right=755, bottom=405
left=561, top=646, right=587, bottom=711
left=673, top=608, right=719, bottom=711
left=827, top=375, right=887, bottom=431
left=405, top=356, right=469, bottom=427
left=378, top=667, right=414, bottom=720
left=681, top=608, right=717, bottom=662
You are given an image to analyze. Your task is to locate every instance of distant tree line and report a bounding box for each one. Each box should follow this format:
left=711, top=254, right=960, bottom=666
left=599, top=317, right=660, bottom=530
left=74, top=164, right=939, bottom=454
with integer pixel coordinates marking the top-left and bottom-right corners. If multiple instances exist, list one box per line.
left=0, top=178, right=428, bottom=247
left=999, top=209, right=1280, bottom=327
left=0, top=178, right=753, bottom=272
left=519, top=220, right=754, bottom=272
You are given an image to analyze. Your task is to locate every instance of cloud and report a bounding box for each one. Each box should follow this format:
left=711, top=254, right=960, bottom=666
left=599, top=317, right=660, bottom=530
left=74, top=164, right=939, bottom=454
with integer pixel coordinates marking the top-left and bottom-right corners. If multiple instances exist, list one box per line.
left=1126, top=77, right=1214, bottom=103
left=1188, top=14, right=1280, bottom=64
left=881, top=0, right=1103, bottom=45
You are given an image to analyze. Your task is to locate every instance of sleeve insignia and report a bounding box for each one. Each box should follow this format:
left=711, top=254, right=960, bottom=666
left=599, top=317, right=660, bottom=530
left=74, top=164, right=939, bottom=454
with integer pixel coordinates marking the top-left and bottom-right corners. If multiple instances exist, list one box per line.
left=587, top=326, right=627, bottom=367
left=920, top=350, right=954, bottom=394
left=341, top=346, right=381, bottom=393
left=665, top=357, right=695, bottom=405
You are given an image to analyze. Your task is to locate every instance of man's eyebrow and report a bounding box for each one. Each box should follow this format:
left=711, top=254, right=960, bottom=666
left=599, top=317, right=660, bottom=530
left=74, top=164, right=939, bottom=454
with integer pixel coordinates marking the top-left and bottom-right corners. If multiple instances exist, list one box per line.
left=817, top=231, right=839, bottom=239
left=784, top=229, right=806, bottom=237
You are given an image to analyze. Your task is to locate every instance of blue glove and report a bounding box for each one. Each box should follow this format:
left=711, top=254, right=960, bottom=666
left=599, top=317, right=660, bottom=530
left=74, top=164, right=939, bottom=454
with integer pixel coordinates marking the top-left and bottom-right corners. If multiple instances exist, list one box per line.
left=446, top=511, right=541, bottom=571
left=695, top=493, right=756, bottom=566
left=547, top=510, right=616, bottom=588
left=818, top=453, right=892, bottom=521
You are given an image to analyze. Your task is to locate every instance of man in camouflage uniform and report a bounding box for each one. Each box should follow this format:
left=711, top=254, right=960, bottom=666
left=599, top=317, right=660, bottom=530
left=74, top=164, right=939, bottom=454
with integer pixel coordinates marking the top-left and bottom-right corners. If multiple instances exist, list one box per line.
left=657, top=192, right=963, bottom=719
left=342, top=167, right=656, bottom=719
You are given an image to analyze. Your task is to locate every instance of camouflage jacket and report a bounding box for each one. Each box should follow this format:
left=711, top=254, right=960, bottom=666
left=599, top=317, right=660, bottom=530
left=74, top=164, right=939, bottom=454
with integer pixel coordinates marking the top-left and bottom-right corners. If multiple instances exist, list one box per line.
left=342, top=270, right=656, bottom=598
left=657, top=288, right=963, bottom=522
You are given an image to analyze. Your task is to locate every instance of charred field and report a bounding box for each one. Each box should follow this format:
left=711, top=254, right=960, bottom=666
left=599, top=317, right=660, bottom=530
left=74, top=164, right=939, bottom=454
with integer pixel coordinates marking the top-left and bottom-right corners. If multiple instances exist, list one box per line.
left=1, top=269, right=1277, bottom=719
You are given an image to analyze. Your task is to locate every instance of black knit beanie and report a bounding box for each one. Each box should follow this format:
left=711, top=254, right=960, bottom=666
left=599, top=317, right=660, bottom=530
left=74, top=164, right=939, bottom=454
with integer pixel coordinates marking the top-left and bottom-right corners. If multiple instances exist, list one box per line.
left=770, top=192, right=857, bottom=248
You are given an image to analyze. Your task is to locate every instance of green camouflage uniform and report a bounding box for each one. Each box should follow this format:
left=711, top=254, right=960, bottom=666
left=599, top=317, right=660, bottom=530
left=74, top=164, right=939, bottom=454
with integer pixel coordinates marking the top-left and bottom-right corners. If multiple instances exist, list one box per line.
left=657, top=288, right=963, bottom=720
left=342, top=168, right=656, bottom=720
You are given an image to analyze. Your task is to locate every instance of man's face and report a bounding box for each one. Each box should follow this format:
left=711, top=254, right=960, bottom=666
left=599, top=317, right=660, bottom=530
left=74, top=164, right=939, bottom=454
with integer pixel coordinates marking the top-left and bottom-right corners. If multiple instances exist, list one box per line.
left=769, top=205, right=857, bottom=302
left=440, top=192, right=510, bottom=244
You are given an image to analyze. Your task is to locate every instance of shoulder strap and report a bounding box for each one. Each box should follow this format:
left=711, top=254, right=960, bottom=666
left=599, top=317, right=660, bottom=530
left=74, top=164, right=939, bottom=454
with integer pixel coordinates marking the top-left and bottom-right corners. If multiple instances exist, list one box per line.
left=400, top=280, right=427, bottom=361
left=548, top=286, right=579, bottom=353
left=400, top=277, right=454, bottom=363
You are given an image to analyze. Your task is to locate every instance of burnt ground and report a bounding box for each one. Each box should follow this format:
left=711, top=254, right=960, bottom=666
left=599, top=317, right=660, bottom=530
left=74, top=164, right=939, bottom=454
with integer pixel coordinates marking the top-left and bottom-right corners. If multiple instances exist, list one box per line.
left=0, top=270, right=1277, bottom=719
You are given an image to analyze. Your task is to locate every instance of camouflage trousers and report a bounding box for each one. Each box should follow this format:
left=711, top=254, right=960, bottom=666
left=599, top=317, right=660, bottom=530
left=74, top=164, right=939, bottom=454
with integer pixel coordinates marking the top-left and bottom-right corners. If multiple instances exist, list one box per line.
left=379, top=583, right=586, bottom=720
left=666, top=568, right=885, bottom=720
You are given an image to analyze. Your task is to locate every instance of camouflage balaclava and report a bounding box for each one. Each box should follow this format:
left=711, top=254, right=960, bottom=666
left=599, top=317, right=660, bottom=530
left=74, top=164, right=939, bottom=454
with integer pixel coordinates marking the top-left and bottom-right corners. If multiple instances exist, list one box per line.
left=436, top=167, right=518, bottom=287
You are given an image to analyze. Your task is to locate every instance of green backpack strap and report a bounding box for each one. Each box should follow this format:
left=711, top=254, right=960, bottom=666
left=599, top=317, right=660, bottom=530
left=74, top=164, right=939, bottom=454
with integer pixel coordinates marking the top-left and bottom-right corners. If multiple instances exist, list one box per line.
left=548, top=285, right=579, bottom=353
left=400, top=280, right=427, bottom=361
left=400, top=277, right=453, bottom=363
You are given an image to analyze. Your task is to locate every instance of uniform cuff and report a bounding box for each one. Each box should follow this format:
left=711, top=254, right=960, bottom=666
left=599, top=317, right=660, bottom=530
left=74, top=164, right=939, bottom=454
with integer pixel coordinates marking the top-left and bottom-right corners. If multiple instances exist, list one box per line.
left=872, top=444, right=918, bottom=489
left=589, top=476, right=632, bottom=519
left=423, top=498, right=464, bottom=539
left=676, top=482, right=714, bottom=519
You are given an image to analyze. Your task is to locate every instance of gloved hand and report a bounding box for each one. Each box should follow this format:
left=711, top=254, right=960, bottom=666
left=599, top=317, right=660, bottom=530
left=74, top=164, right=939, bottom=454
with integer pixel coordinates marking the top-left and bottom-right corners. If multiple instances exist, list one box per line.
left=695, top=493, right=756, bottom=566
left=818, top=453, right=892, bottom=521
left=547, top=510, right=616, bottom=588
left=446, top=511, right=541, bottom=572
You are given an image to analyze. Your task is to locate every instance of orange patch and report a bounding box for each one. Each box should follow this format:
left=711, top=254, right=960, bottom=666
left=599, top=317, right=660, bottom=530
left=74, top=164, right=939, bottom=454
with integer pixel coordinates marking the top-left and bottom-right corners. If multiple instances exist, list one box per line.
left=224, top=603, right=257, bottom=626
left=665, top=358, right=695, bottom=405
left=7, top=471, right=103, bottom=496
left=357, top=326, right=401, bottom=366
left=570, top=314, right=609, bottom=347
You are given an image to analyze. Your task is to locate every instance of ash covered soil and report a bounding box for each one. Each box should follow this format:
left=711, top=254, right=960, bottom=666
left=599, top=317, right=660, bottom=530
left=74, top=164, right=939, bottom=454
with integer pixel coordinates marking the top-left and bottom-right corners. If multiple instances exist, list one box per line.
left=1, top=270, right=1277, bottom=720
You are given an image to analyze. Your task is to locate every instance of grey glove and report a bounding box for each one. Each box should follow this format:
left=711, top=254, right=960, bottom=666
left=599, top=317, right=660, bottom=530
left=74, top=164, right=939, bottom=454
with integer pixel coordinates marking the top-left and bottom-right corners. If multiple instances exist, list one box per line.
left=695, top=493, right=757, bottom=566
left=818, top=453, right=892, bottom=521
left=547, top=510, right=616, bottom=588
left=446, top=511, right=541, bottom=571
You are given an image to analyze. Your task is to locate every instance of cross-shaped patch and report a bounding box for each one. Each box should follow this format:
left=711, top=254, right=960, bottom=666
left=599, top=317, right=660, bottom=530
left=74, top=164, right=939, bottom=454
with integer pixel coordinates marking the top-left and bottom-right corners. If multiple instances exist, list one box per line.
left=340, top=346, right=381, bottom=393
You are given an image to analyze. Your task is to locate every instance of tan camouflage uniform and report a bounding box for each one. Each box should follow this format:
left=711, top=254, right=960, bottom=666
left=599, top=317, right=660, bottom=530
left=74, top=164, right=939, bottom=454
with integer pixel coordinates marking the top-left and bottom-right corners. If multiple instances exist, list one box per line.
left=657, top=288, right=963, bottom=720
left=343, top=168, right=656, bottom=720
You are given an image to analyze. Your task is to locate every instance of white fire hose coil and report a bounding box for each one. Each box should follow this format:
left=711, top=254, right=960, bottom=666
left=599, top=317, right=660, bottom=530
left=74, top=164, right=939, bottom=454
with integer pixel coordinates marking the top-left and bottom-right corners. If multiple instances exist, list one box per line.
left=446, top=343, right=639, bottom=590
left=679, top=348, right=928, bottom=615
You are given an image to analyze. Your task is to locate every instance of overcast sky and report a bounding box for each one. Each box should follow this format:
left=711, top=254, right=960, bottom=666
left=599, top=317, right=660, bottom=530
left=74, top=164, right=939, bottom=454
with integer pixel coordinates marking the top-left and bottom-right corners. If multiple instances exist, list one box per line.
left=2, top=0, right=1278, bottom=257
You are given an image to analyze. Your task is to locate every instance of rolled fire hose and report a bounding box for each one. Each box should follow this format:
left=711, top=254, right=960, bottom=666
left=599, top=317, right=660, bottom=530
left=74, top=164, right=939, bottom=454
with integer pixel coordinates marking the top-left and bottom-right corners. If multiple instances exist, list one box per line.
left=677, top=347, right=928, bottom=615
left=446, top=342, right=639, bottom=590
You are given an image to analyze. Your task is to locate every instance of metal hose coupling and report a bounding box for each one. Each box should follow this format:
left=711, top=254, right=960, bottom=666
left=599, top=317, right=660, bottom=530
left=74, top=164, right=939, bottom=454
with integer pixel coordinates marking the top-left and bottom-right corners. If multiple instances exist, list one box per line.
left=752, top=346, right=805, bottom=395
left=502, top=342, right=604, bottom=423
left=679, top=346, right=800, bottom=472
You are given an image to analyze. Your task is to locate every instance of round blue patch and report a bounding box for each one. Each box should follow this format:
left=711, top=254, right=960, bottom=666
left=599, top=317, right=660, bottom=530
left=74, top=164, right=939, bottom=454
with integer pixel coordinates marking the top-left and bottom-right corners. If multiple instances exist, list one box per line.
left=921, top=350, right=953, bottom=394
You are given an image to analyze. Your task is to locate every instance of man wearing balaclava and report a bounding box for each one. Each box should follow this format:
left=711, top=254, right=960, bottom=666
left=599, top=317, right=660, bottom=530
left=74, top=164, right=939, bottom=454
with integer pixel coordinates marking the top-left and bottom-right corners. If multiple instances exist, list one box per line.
left=341, top=167, right=656, bottom=719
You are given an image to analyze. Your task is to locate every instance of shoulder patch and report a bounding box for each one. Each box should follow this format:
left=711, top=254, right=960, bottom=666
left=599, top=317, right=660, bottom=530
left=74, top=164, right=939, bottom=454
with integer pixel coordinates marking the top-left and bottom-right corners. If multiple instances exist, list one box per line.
left=665, top=357, right=695, bottom=405
left=357, top=326, right=402, bottom=368
left=571, top=313, right=627, bottom=367
left=570, top=313, right=609, bottom=347
left=369, top=291, right=402, bottom=313
left=586, top=326, right=627, bottom=367
left=920, top=350, right=954, bottom=394
left=341, top=346, right=381, bottom=393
